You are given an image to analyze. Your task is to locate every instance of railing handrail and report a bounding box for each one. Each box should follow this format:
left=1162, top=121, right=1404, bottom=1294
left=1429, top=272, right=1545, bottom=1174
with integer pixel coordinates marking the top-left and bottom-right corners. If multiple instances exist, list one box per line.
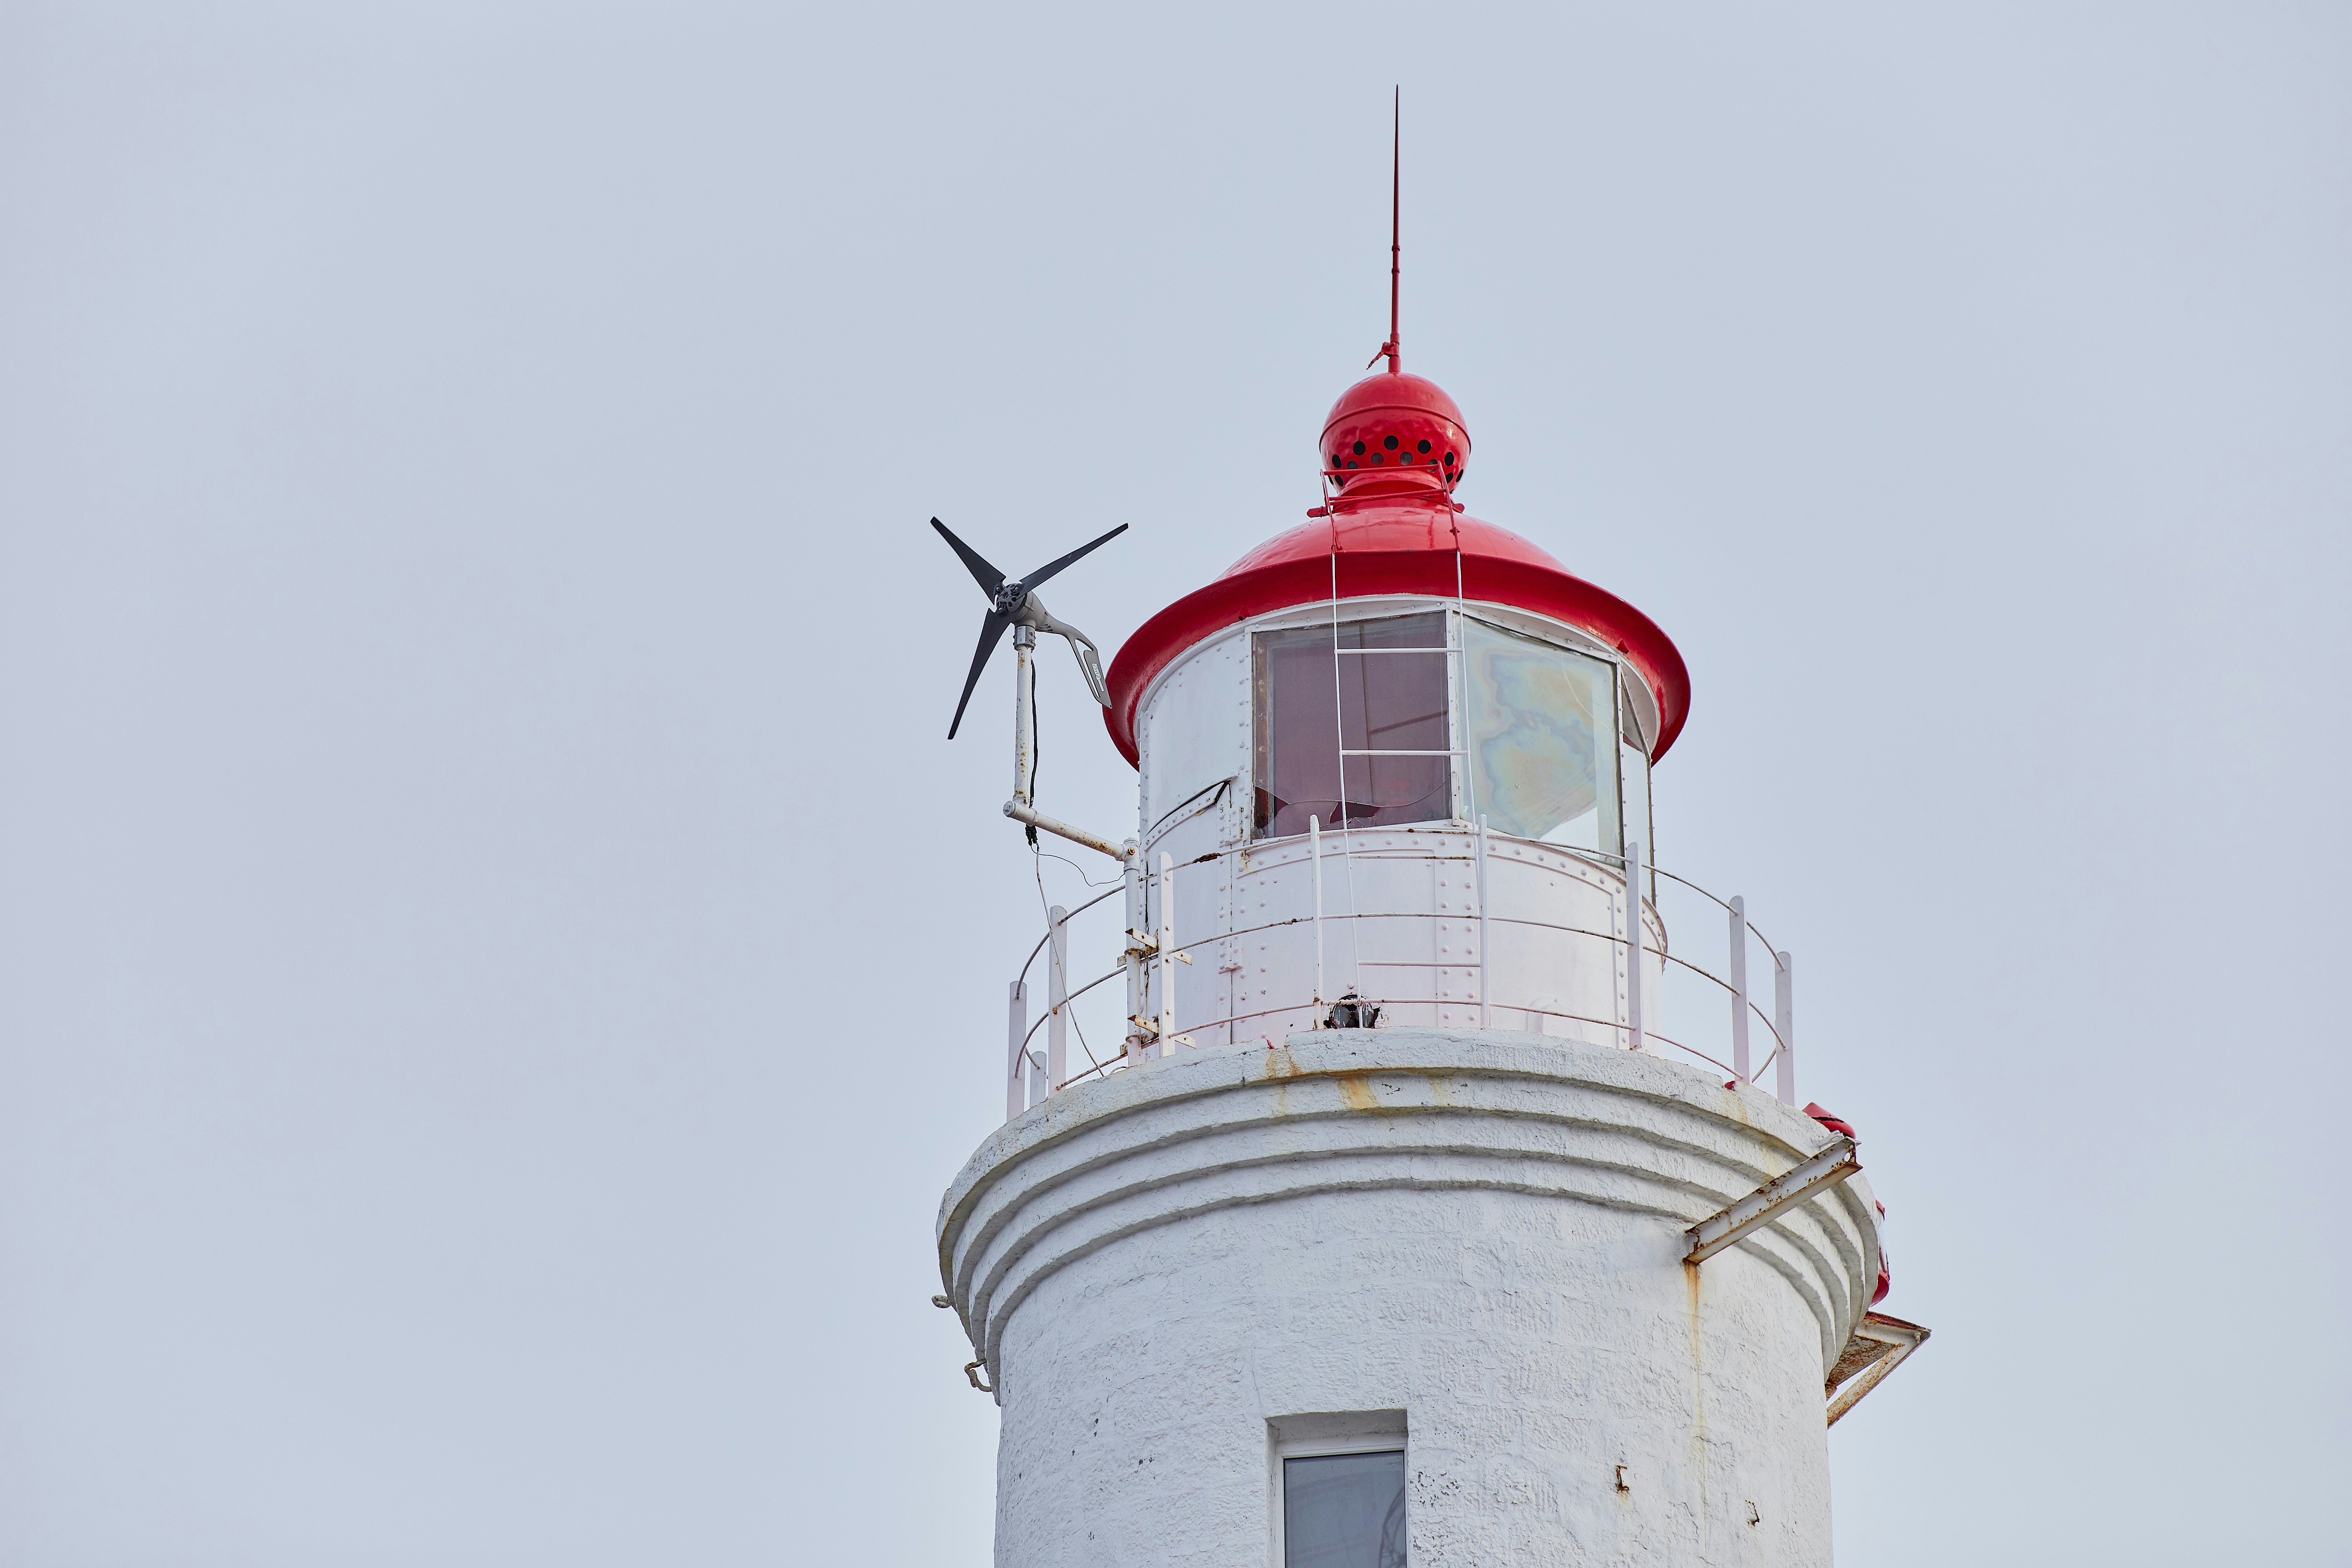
left=1143, top=829, right=1790, bottom=974
left=1015, top=882, right=1124, bottom=988
left=1004, top=826, right=1801, bottom=1118
left=1019, top=962, right=1125, bottom=1053
left=1221, top=830, right=1788, bottom=972
left=1060, top=997, right=1741, bottom=1092
left=1056, top=906, right=1790, bottom=1051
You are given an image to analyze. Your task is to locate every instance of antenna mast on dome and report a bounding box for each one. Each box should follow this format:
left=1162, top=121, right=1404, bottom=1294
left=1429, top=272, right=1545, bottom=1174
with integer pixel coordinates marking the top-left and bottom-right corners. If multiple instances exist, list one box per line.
left=1373, top=86, right=1401, bottom=374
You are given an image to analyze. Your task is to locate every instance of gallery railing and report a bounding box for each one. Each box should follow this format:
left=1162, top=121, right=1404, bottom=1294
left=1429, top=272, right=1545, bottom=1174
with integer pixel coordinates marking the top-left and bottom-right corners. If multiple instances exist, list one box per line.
left=1001, top=826, right=1800, bottom=1124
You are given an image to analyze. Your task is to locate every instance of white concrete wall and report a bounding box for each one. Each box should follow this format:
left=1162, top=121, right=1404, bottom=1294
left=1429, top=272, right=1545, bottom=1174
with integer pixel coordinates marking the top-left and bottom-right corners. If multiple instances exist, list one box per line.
left=938, top=1030, right=1880, bottom=1567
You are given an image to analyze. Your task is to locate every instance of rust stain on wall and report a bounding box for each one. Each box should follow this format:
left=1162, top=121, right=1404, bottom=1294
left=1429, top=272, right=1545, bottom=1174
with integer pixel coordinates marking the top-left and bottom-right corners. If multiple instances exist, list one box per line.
left=1685, top=1257, right=1711, bottom=1550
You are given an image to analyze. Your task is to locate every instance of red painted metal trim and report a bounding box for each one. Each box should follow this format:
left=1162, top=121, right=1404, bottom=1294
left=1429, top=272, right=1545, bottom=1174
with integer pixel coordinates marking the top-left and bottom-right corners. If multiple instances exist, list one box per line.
left=1102, top=518, right=1690, bottom=768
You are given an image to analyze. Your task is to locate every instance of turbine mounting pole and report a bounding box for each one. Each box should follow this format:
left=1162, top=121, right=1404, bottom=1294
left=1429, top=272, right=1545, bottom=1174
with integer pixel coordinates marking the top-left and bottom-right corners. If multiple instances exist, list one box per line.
left=1012, top=624, right=1036, bottom=810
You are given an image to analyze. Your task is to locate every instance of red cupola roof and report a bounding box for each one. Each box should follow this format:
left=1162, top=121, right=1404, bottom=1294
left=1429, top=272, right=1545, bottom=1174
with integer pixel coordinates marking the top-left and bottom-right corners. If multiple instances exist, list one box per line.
left=1320, top=371, right=1471, bottom=499
left=1102, top=371, right=1690, bottom=768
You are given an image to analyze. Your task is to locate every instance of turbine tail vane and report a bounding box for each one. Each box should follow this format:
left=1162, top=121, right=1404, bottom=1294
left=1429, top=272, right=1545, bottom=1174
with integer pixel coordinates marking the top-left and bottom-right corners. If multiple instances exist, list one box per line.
left=1026, top=600, right=1112, bottom=707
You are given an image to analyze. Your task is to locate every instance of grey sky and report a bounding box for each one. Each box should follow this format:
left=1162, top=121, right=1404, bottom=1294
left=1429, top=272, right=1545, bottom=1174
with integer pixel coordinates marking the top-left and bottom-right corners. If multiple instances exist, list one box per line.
left=1, top=4, right=2345, bottom=1564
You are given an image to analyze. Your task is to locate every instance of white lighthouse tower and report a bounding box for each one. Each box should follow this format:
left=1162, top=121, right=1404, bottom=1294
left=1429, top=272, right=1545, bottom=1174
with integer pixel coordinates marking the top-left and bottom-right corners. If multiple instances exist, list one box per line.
left=932, top=323, right=1927, bottom=1566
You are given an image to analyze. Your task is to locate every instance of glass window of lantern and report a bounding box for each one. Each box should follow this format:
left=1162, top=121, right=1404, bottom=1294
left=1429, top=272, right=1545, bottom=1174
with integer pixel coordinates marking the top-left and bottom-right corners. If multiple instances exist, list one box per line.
left=1252, top=612, right=1453, bottom=839
left=1620, top=682, right=1655, bottom=894
left=1461, top=617, right=1620, bottom=854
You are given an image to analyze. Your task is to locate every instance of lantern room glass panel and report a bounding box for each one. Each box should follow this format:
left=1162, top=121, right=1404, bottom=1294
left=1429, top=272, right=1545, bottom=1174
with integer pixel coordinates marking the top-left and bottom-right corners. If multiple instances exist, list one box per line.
left=1253, top=613, right=1452, bottom=839
left=1619, top=680, right=1655, bottom=892
left=1461, top=617, right=1620, bottom=853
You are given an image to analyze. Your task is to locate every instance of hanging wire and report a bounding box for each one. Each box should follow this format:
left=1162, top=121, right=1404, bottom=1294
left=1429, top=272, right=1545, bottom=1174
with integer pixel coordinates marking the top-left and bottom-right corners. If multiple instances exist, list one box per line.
left=1030, top=852, right=1108, bottom=1083
left=1023, top=659, right=1041, bottom=847
left=1034, top=844, right=1120, bottom=889
left=1023, top=648, right=1119, bottom=1086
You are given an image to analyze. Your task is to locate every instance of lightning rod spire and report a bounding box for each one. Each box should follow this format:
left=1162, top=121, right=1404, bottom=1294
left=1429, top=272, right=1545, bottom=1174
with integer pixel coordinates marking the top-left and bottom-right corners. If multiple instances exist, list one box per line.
left=1370, top=87, right=1402, bottom=373
left=1387, top=85, right=1400, bottom=374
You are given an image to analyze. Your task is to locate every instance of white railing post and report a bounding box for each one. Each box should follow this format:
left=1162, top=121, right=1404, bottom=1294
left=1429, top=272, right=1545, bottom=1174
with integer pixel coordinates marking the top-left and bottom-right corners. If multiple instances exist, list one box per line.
left=1310, top=815, right=1325, bottom=1009
left=1476, top=815, right=1491, bottom=1029
left=1005, top=978, right=1027, bottom=1123
left=1625, top=839, right=1645, bottom=1053
left=1774, top=951, right=1795, bottom=1105
left=1156, top=852, right=1177, bottom=1057
left=1729, top=895, right=1750, bottom=1083
left=1027, top=1047, right=1045, bottom=1110
left=1047, top=904, right=1068, bottom=1095
left=1122, top=842, right=1144, bottom=1066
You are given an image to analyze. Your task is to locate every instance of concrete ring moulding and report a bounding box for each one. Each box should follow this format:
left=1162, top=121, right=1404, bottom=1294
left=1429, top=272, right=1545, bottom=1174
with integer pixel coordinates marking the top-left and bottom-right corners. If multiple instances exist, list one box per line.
left=937, top=1030, right=1883, bottom=1566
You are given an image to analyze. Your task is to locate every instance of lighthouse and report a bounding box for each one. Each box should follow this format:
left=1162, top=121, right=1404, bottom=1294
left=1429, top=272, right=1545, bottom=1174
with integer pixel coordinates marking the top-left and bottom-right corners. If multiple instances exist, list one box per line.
left=931, top=247, right=1927, bottom=1567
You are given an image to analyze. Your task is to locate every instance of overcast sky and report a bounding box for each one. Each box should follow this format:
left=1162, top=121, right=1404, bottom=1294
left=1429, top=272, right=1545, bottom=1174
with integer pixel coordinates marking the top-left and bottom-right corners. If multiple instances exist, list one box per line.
left=2, top=5, right=2346, bottom=1565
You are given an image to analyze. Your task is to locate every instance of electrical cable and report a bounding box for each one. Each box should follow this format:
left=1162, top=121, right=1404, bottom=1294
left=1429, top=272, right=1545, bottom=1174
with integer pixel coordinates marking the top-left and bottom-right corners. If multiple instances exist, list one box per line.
left=1025, top=666, right=1040, bottom=847
left=1030, top=852, right=1107, bottom=1083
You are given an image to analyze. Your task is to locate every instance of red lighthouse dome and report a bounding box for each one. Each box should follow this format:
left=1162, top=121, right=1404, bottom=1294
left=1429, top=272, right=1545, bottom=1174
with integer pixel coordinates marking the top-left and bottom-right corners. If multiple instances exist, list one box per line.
left=1103, top=371, right=1692, bottom=767
left=1321, top=370, right=1471, bottom=499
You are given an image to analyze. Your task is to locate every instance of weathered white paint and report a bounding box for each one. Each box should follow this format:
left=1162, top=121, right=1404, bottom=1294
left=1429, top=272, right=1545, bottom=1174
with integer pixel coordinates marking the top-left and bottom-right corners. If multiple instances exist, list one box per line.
left=1142, top=825, right=1666, bottom=1056
left=939, top=1029, right=1881, bottom=1567
left=1139, top=628, right=1250, bottom=836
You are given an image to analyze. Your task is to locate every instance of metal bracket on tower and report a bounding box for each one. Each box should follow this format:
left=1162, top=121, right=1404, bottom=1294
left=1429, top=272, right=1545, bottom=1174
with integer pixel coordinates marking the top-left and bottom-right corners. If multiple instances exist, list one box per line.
left=1825, top=1312, right=1931, bottom=1426
left=1123, top=927, right=1192, bottom=1051
left=1123, top=929, right=1191, bottom=965
left=1126, top=1018, right=1195, bottom=1048
left=1685, top=1136, right=1860, bottom=1265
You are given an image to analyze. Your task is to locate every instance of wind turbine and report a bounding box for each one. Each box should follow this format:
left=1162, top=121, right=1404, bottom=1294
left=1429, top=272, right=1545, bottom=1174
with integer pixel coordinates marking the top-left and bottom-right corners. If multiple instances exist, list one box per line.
left=931, top=518, right=1125, bottom=739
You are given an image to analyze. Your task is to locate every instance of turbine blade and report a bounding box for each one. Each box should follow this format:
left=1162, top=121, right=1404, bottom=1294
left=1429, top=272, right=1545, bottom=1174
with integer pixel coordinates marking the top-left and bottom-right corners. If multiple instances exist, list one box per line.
left=948, top=610, right=1013, bottom=740
left=932, top=517, right=1005, bottom=598
left=1013, top=523, right=1128, bottom=596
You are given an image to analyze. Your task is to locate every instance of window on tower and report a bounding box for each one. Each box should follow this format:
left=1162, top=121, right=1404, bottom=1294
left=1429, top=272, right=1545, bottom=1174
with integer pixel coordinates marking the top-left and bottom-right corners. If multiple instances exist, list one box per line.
left=1282, top=1449, right=1407, bottom=1568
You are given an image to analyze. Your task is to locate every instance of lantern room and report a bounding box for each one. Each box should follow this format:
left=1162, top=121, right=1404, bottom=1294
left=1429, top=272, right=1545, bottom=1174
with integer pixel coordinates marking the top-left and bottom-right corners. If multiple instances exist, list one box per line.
left=1100, top=367, right=1697, bottom=1054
